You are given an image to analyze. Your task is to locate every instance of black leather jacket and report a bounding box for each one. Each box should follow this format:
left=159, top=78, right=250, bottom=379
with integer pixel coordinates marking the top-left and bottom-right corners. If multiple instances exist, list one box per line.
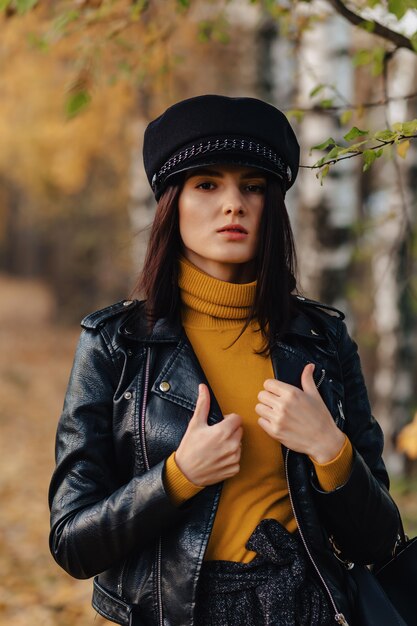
left=49, top=296, right=400, bottom=626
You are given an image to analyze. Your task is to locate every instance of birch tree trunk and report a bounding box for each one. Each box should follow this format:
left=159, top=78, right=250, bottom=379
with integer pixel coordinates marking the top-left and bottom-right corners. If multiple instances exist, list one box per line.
left=291, top=1, right=357, bottom=314
left=367, top=47, right=417, bottom=471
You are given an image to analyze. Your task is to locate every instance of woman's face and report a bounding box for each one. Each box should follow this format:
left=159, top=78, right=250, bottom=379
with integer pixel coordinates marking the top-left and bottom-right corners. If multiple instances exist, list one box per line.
left=178, top=163, right=266, bottom=283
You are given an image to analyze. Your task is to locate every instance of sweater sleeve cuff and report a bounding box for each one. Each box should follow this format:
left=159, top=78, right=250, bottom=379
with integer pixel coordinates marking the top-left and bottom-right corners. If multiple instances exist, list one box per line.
left=164, top=452, right=204, bottom=506
left=310, top=435, right=353, bottom=492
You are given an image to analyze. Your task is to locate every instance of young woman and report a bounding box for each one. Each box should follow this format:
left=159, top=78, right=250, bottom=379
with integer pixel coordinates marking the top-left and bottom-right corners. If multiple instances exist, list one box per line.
left=49, top=95, right=400, bottom=626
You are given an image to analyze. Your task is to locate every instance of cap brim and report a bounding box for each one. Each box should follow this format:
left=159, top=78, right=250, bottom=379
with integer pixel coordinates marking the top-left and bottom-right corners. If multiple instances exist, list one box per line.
left=163, top=154, right=285, bottom=187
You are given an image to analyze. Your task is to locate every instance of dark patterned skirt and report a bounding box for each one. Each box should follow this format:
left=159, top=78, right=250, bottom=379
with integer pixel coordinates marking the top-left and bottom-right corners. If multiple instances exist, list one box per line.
left=194, top=519, right=334, bottom=626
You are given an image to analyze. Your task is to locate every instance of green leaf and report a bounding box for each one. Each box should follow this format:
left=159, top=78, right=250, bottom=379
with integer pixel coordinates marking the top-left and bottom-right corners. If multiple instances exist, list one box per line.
left=340, top=110, right=353, bottom=126
left=371, top=47, right=385, bottom=76
left=65, top=90, right=91, bottom=118
left=344, top=126, right=369, bottom=141
left=411, top=32, right=417, bottom=54
left=359, top=20, right=376, bottom=33
left=176, top=0, right=190, bottom=7
left=362, top=150, right=376, bottom=172
left=353, top=49, right=372, bottom=67
left=318, top=164, right=330, bottom=185
left=15, top=0, right=38, bottom=13
left=326, top=145, right=343, bottom=160
left=388, top=0, right=408, bottom=19
left=131, top=0, right=149, bottom=19
left=352, top=47, right=385, bottom=75
left=313, top=156, right=329, bottom=168
left=27, top=32, right=49, bottom=52
left=319, top=98, right=334, bottom=109
left=53, top=10, right=80, bottom=32
left=400, top=119, right=417, bottom=136
left=286, top=109, right=305, bottom=123
left=310, top=137, right=337, bottom=152
left=337, top=140, right=368, bottom=155
left=374, top=129, right=398, bottom=142
left=197, top=19, right=230, bottom=44
left=0, top=0, right=12, bottom=11
left=309, top=84, right=326, bottom=98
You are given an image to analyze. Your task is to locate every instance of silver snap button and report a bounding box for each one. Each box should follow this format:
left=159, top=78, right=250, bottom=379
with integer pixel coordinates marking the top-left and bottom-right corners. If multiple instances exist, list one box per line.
left=124, top=327, right=132, bottom=335
left=124, top=391, right=132, bottom=400
left=127, top=349, right=133, bottom=356
left=123, top=300, right=133, bottom=307
left=159, top=381, right=170, bottom=392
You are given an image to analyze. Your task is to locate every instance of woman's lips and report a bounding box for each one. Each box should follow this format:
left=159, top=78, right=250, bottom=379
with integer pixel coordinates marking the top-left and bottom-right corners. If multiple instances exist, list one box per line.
left=217, top=225, right=248, bottom=240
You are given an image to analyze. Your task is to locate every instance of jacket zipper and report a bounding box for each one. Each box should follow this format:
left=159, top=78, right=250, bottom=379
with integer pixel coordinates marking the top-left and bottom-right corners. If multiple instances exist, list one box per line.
left=314, top=370, right=346, bottom=430
left=316, top=367, right=325, bottom=389
left=118, top=348, right=153, bottom=598
left=140, top=347, right=151, bottom=472
left=140, top=348, right=163, bottom=626
left=337, top=399, right=345, bottom=426
left=284, top=448, right=349, bottom=626
left=156, top=538, right=163, bottom=626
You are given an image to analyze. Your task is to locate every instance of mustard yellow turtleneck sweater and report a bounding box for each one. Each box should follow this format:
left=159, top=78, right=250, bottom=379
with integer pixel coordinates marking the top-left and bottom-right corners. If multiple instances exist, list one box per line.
left=164, top=257, right=352, bottom=563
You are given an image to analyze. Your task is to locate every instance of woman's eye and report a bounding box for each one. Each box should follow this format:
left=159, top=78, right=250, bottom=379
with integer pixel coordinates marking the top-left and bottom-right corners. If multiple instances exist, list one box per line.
left=196, top=181, right=215, bottom=190
left=245, top=184, right=265, bottom=193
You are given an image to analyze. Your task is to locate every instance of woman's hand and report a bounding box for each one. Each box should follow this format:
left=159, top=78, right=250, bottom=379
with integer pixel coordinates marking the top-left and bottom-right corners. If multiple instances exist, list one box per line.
left=175, top=384, right=243, bottom=486
left=255, top=363, right=345, bottom=463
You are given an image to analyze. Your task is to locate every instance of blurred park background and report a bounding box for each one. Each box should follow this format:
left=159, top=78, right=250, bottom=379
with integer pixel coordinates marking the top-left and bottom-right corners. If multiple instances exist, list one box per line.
left=1, top=0, right=417, bottom=624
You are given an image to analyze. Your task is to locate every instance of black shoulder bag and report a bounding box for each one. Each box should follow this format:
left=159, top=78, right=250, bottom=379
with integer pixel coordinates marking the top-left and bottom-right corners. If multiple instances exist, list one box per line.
left=346, top=510, right=417, bottom=626
left=374, top=515, right=417, bottom=626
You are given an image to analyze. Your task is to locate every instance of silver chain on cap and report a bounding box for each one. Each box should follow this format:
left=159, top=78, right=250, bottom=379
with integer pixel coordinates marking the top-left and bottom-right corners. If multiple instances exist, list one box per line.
left=151, top=137, right=291, bottom=192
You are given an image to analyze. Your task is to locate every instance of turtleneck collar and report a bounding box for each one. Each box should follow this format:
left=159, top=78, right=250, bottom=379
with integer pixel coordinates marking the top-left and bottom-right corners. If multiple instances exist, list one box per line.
left=178, top=256, right=257, bottom=328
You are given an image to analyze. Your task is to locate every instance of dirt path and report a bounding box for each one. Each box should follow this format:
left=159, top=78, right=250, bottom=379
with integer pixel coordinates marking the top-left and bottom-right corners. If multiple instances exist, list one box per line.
left=0, top=275, right=109, bottom=625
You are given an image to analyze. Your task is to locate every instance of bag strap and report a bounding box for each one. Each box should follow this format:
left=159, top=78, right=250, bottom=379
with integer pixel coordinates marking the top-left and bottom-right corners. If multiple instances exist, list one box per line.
left=391, top=500, right=408, bottom=555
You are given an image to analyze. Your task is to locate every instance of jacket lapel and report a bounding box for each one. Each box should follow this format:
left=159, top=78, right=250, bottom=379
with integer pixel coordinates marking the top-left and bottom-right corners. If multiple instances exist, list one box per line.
left=271, top=308, right=327, bottom=389
left=151, top=335, right=224, bottom=425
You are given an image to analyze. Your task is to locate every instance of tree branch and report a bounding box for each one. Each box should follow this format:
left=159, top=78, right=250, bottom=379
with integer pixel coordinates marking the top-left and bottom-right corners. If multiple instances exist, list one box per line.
left=326, top=0, right=415, bottom=52
left=300, top=133, right=417, bottom=169
left=286, top=91, right=417, bottom=114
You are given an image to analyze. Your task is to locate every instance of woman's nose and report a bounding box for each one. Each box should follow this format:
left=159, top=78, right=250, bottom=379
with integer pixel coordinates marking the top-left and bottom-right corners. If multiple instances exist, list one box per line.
left=222, top=189, right=245, bottom=215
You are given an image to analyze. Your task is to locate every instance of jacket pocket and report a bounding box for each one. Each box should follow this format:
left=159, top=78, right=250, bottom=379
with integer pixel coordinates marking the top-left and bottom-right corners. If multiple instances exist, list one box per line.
left=93, top=577, right=132, bottom=625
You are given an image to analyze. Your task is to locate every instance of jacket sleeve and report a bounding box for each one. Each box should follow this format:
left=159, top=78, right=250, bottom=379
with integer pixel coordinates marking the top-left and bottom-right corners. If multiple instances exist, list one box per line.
left=311, top=320, right=400, bottom=564
left=48, top=327, right=186, bottom=580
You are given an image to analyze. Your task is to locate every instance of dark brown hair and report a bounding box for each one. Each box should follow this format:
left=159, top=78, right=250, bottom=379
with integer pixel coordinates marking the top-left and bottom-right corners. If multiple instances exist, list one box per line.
left=133, top=175, right=298, bottom=353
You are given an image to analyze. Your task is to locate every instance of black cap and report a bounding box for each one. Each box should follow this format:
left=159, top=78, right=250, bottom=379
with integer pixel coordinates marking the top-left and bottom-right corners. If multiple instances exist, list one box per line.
left=143, top=94, right=300, bottom=199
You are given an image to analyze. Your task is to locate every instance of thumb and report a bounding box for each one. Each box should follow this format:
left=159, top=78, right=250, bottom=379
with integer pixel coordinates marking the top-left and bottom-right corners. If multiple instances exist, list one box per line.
left=301, top=363, right=319, bottom=395
left=191, top=384, right=211, bottom=425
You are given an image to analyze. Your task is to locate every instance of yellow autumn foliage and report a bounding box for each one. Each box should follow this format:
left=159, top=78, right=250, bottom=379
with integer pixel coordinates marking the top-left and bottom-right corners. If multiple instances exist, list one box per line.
left=0, top=1, right=256, bottom=204
left=397, top=413, right=417, bottom=460
left=0, top=10, right=135, bottom=199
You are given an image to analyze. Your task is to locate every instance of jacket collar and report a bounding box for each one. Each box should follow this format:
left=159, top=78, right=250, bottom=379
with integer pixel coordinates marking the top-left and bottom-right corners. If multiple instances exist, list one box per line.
left=118, top=303, right=326, bottom=344
left=284, top=309, right=326, bottom=342
left=118, top=306, right=183, bottom=343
